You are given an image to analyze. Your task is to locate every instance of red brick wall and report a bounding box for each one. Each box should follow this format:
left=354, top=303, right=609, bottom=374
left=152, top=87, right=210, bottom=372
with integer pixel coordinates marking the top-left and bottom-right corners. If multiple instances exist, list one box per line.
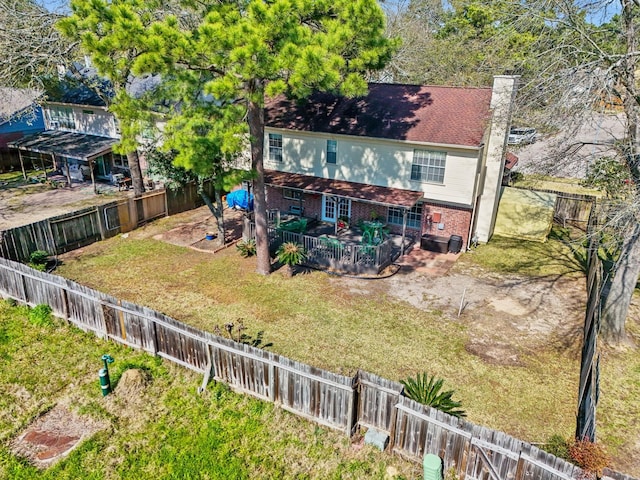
left=419, top=203, right=472, bottom=247
left=265, top=186, right=472, bottom=247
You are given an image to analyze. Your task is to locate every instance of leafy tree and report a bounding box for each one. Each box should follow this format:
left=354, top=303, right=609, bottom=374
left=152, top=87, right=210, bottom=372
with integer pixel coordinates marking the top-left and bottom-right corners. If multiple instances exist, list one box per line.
left=145, top=146, right=249, bottom=245
left=130, top=0, right=397, bottom=274
left=384, top=0, right=540, bottom=86
left=57, top=0, right=163, bottom=196
left=0, top=0, right=75, bottom=91
left=516, top=0, right=640, bottom=345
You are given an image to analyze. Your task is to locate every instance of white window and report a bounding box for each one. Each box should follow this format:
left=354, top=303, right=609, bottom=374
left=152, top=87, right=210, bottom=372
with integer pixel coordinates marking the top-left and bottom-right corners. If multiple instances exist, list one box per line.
left=283, top=188, right=302, bottom=200
left=268, top=133, right=283, bottom=162
left=388, top=203, right=423, bottom=229
left=49, top=106, right=74, bottom=129
left=411, top=150, right=446, bottom=184
left=113, top=154, right=129, bottom=168
left=326, top=140, right=337, bottom=164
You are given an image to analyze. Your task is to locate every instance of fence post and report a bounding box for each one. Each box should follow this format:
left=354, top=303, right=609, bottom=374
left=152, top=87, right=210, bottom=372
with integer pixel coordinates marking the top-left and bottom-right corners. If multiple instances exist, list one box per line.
left=96, top=206, right=106, bottom=241
left=61, top=287, right=70, bottom=321
left=268, top=362, right=276, bottom=402
left=19, top=269, right=28, bottom=305
left=346, top=373, right=358, bottom=436
left=163, top=189, right=169, bottom=217
left=117, top=300, right=127, bottom=341
left=151, top=319, right=159, bottom=355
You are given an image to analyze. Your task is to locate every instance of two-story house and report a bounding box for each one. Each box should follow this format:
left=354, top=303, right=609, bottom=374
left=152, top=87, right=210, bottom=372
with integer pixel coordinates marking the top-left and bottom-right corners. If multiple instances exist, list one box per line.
left=262, top=76, right=517, bottom=249
left=8, top=78, right=128, bottom=187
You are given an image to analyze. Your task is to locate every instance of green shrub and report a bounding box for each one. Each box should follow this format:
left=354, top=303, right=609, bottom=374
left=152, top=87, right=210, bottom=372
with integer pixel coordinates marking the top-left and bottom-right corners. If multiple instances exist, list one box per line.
left=29, top=304, right=53, bottom=327
left=236, top=239, right=257, bottom=257
left=401, top=372, right=466, bottom=418
left=28, top=250, right=49, bottom=271
left=275, top=242, right=306, bottom=267
left=276, top=242, right=306, bottom=277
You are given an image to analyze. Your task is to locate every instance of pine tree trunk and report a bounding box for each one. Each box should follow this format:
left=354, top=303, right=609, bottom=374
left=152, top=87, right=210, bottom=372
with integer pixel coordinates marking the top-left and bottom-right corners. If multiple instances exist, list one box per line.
left=247, top=88, right=271, bottom=275
left=601, top=222, right=640, bottom=345
left=126, top=150, right=145, bottom=197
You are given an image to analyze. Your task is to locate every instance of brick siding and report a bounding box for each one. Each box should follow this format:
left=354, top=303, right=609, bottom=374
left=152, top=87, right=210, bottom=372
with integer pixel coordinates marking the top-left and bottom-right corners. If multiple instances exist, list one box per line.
left=266, top=186, right=472, bottom=247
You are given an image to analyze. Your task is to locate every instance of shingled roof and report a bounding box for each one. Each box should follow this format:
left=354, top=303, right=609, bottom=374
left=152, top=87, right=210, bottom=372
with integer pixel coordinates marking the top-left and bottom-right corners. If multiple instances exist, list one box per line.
left=265, top=83, right=493, bottom=147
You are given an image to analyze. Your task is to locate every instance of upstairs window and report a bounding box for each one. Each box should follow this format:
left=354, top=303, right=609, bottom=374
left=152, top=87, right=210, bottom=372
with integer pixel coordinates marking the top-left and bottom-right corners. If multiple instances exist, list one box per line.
left=49, top=106, right=74, bottom=129
left=411, top=150, right=446, bottom=184
left=268, top=133, right=283, bottom=162
left=326, top=140, right=337, bottom=164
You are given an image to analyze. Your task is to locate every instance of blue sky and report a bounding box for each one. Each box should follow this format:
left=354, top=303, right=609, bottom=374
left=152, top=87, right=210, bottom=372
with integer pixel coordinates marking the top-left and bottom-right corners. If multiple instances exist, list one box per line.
left=39, top=0, right=69, bottom=12
left=41, top=0, right=620, bottom=25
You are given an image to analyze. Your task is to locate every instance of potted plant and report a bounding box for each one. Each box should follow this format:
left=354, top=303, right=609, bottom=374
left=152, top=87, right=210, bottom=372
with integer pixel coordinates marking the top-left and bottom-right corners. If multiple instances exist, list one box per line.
left=337, top=215, right=349, bottom=230
left=275, top=242, right=306, bottom=277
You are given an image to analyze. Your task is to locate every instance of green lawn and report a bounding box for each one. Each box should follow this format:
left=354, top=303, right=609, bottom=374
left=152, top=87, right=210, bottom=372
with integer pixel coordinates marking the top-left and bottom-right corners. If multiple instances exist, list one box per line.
left=45, top=223, right=640, bottom=476
left=0, top=301, right=419, bottom=479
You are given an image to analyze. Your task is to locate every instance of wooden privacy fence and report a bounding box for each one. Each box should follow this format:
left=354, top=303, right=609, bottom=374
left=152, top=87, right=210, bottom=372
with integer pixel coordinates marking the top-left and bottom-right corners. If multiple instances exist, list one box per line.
left=0, top=185, right=210, bottom=263
left=0, top=258, right=635, bottom=480
left=515, top=188, right=596, bottom=228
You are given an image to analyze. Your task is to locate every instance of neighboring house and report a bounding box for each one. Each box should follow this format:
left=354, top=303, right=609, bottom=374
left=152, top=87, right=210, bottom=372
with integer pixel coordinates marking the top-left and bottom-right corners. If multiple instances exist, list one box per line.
left=8, top=71, right=161, bottom=186
left=0, top=88, right=45, bottom=173
left=263, top=76, right=518, bottom=249
left=8, top=77, right=126, bottom=184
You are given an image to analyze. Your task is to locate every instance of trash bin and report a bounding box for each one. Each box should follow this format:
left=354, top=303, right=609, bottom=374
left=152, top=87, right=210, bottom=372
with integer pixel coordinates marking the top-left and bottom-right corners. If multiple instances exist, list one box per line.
left=423, top=453, right=443, bottom=480
left=448, top=234, right=463, bottom=254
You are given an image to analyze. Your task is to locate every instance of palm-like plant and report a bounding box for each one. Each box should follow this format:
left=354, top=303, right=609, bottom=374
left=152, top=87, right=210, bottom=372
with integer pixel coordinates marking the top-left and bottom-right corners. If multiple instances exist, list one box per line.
left=401, top=373, right=466, bottom=418
left=276, top=242, right=306, bottom=277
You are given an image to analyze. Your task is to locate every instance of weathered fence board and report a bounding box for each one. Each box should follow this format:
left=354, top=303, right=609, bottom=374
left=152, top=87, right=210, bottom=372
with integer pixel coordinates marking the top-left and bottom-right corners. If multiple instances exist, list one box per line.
left=0, top=183, right=212, bottom=263
left=0, top=256, right=637, bottom=480
left=514, top=187, right=595, bottom=227
left=357, top=370, right=403, bottom=433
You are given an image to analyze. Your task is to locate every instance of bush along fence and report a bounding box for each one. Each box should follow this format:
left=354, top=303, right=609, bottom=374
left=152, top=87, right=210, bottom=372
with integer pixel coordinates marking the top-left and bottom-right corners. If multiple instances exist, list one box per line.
left=0, top=182, right=213, bottom=263
left=0, top=258, right=635, bottom=480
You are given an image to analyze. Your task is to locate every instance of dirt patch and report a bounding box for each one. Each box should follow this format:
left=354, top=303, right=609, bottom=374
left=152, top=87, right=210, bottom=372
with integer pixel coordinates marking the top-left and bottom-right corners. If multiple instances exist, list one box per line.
left=331, top=269, right=585, bottom=365
left=115, top=368, right=150, bottom=400
left=0, top=181, right=129, bottom=229
left=146, top=206, right=245, bottom=252
left=11, top=404, right=107, bottom=468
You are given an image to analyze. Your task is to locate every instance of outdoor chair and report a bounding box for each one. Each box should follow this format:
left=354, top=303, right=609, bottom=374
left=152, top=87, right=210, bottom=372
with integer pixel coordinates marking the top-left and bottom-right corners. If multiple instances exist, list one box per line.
left=288, top=205, right=304, bottom=216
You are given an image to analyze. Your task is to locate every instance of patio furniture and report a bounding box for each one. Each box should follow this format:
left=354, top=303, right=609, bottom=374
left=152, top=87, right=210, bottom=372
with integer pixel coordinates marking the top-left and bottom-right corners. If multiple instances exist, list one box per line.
left=278, top=217, right=307, bottom=234
left=112, top=173, right=132, bottom=191
left=288, top=204, right=304, bottom=216
left=361, top=220, right=386, bottom=246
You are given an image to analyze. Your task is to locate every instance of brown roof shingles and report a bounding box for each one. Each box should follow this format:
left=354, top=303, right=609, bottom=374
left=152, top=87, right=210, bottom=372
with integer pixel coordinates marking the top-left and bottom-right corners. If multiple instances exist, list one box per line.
left=265, top=83, right=492, bottom=147
left=265, top=170, right=424, bottom=208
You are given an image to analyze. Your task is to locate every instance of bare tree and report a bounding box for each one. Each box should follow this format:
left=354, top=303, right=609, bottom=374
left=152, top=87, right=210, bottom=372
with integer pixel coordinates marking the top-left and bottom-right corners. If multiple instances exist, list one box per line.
left=0, top=0, right=76, bottom=91
left=515, top=0, right=640, bottom=345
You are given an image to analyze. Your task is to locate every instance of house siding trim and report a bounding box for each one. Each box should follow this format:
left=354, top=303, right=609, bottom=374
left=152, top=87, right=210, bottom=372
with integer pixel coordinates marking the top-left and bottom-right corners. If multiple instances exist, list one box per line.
left=264, top=126, right=483, bottom=153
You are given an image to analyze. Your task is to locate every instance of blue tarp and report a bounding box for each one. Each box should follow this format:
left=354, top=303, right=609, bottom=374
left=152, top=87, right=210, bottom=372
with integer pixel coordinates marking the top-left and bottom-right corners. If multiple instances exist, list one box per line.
left=226, top=189, right=254, bottom=210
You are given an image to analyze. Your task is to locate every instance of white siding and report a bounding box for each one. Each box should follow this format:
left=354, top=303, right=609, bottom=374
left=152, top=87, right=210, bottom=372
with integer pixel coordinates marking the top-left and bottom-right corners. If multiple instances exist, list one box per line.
left=44, top=104, right=119, bottom=138
left=264, top=128, right=481, bottom=206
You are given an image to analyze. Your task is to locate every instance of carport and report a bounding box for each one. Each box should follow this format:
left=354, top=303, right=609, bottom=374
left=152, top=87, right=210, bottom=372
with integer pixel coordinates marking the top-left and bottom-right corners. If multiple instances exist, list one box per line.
left=9, top=130, right=118, bottom=193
